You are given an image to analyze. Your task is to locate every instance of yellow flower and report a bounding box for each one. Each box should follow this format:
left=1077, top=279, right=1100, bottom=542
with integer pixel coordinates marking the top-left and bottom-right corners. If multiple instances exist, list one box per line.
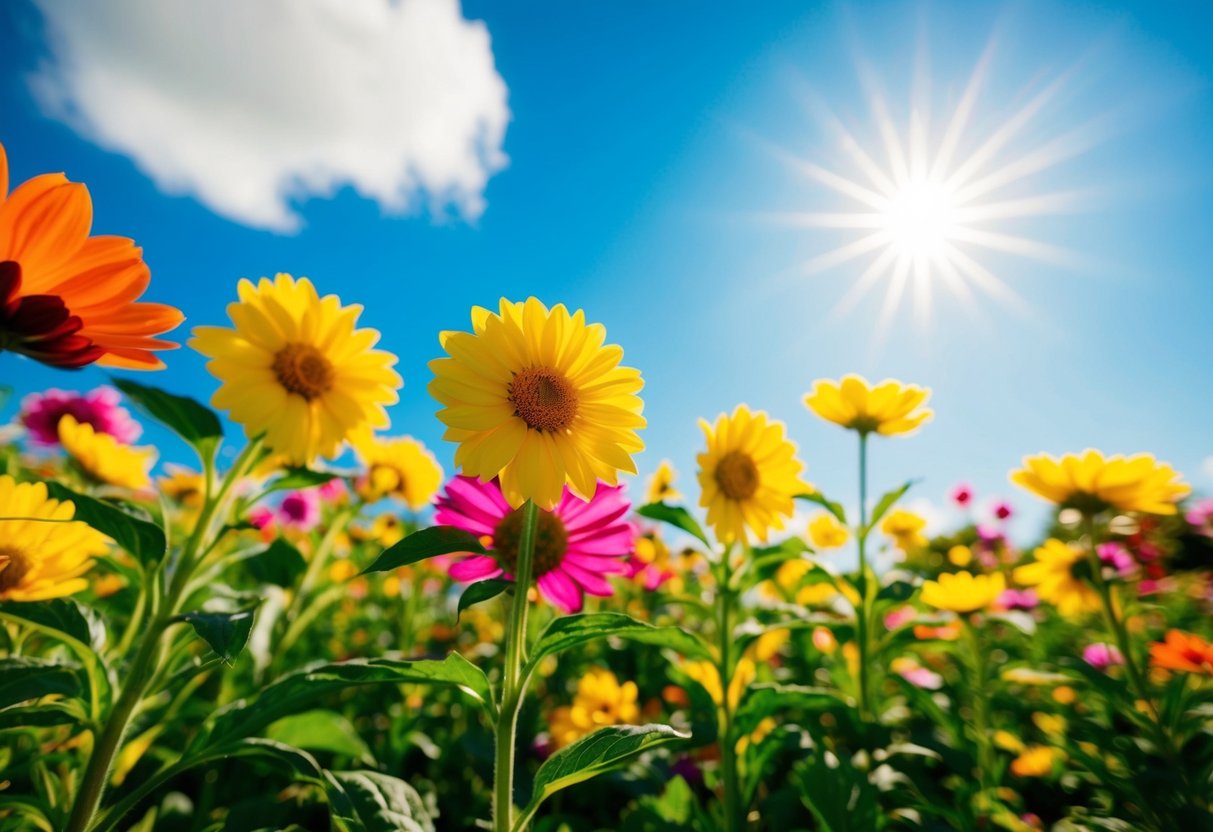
left=812, top=626, right=838, bottom=654
left=881, top=509, right=928, bottom=552
left=328, top=559, right=358, bottom=582
left=754, top=628, right=790, bottom=662
left=354, top=434, right=443, bottom=509
left=0, top=476, right=108, bottom=601
left=803, top=375, right=932, bottom=436
left=808, top=512, right=849, bottom=549
left=994, top=730, right=1026, bottom=753
left=428, top=298, right=644, bottom=510
left=58, top=415, right=154, bottom=489
left=1010, top=746, right=1062, bottom=778
left=1012, top=539, right=1101, bottom=618
left=191, top=274, right=401, bottom=465
left=645, top=459, right=682, bottom=504
left=159, top=464, right=205, bottom=508
left=697, top=405, right=810, bottom=543
left=947, top=545, right=973, bottom=567
left=736, top=716, right=777, bottom=754
left=796, top=582, right=838, bottom=606
left=920, top=571, right=1006, bottom=614
left=1010, top=450, right=1189, bottom=515
left=1052, top=685, right=1077, bottom=705
left=682, top=657, right=755, bottom=711
left=1032, top=712, right=1067, bottom=737
left=547, top=667, right=640, bottom=749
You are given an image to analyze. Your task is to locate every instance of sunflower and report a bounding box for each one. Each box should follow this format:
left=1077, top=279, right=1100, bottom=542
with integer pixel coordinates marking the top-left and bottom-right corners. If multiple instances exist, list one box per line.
left=0, top=475, right=108, bottom=601
left=697, top=405, right=810, bottom=544
left=191, top=274, right=401, bottom=465
left=428, top=297, right=645, bottom=510
left=354, top=434, right=444, bottom=509
left=1010, top=450, right=1189, bottom=515
left=1012, top=539, right=1102, bottom=617
left=808, top=512, right=849, bottom=549
left=0, top=143, right=182, bottom=369
left=58, top=414, right=154, bottom=489
left=645, top=459, right=682, bottom=504
left=920, top=571, right=1006, bottom=614
left=803, top=375, right=932, bottom=436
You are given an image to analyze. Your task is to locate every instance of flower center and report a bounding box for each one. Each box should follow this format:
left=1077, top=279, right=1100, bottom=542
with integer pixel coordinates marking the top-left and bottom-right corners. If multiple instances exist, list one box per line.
left=272, top=343, right=335, bottom=400
left=493, top=508, right=568, bottom=576
left=0, top=546, right=29, bottom=593
left=715, top=450, right=760, bottom=501
left=1069, top=557, right=1094, bottom=583
left=509, top=367, right=578, bottom=432
left=369, top=464, right=403, bottom=496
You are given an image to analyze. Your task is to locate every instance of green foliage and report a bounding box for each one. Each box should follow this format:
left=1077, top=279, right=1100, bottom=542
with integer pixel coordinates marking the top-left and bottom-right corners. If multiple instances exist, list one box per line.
left=46, top=482, right=167, bottom=565
left=362, top=526, right=487, bottom=574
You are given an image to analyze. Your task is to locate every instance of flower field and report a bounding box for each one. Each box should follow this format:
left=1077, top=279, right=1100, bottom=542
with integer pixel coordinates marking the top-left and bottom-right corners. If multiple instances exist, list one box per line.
left=2, top=141, right=1213, bottom=832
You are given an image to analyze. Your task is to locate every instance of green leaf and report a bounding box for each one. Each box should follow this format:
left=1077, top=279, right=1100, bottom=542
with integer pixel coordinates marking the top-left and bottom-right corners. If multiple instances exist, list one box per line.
left=457, top=579, right=510, bottom=620
left=325, top=770, right=435, bottom=832
left=733, top=683, right=847, bottom=738
left=361, top=526, right=486, bottom=575
left=867, top=479, right=918, bottom=529
left=796, top=491, right=847, bottom=524
left=205, top=654, right=493, bottom=748
left=262, top=467, right=342, bottom=495
left=179, top=606, right=258, bottom=665
left=635, top=503, right=711, bottom=548
left=113, top=378, right=222, bottom=463
left=0, top=701, right=85, bottom=730
left=246, top=538, right=308, bottom=588
left=46, top=482, right=166, bottom=565
left=794, top=751, right=878, bottom=832
left=0, top=657, right=80, bottom=709
left=0, top=599, right=106, bottom=651
left=516, top=724, right=688, bottom=829
left=523, top=613, right=712, bottom=685
left=267, top=710, right=372, bottom=762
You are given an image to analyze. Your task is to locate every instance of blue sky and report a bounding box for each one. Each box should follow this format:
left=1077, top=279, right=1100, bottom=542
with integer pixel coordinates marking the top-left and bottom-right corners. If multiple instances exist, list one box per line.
left=2, top=0, right=1211, bottom=545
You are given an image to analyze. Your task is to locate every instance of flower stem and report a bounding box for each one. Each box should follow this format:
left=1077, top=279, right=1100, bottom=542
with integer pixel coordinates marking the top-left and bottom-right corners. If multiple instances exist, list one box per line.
left=855, top=432, right=874, bottom=722
left=494, top=499, right=538, bottom=832
left=717, top=546, right=741, bottom=832
left=963, top=618, right=993, bottom=801
left=65, top=441, right=260, bottom=832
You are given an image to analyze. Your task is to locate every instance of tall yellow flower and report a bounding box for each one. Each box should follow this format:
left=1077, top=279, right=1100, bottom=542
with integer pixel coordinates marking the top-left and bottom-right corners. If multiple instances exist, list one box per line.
left=354, top=434, right=444, bottom=510
left=0, top=476, right=108, bottom=601
left=1010, top=450, right=1189, bottom=515
left=191, top=274, right=401, bottom=465
left=1012, top=539, right=1101, bottom=617
left=645, top=459, right=682, bottom=504
left=547, top=667, right=640, bottom=749
left=697, top=405, right=810, bottom=544
left=808, top=512, right=849, bottom=549
left=881, top=509, right=928, bottom=551
left=58, top=415, right=154, bottom=489
left=803, top=375, right=932, bottom=436
left=428, top=297, right=645, bottom=509
left=921, top=571, right=1006, bottom=614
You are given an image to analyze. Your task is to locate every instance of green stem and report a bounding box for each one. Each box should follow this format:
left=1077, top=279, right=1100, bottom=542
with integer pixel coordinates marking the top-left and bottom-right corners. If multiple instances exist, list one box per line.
left=963, top=618, right=993, bottom=802
left=494, top=500, right=538, bottom=832
left=717, top=545, right=741, bottom=832
left=65, top=441, right=260, bottom=832
left=855, top=432, right=874, bottom=722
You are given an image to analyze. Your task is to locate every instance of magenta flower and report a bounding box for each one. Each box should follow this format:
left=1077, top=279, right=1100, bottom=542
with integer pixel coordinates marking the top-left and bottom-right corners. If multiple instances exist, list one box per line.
left=1186, top=499, right=1213, bottom=535
left=278, top=489, right=321, bottom=531
left=884, top=606, right=916, bottom=630
left=21, top=387, right=141, bottom=446
left=996, top=588, right=1038, bottom=612
left=434, top=475, right=634, bottom=613
left=993, top=500, right=1014, bottom=521
left=1082, top=642, right=1124, bottom=672
left=248, top=506, right=275, bottom=530
left=318, top=478, right=348, bottom=504
left=950, top=483, right=973, bottom=507
left=1097, top=542, right=1136, bottom=578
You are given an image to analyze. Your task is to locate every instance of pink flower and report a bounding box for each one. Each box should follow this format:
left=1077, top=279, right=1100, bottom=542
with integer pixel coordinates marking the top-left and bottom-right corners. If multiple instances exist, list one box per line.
left=1082, top=642, right=1124, bottom=672
left=977, top=524, right=1003, bottom=544
left=1185, top=500, right=1213, bottom=535
left=1097, top=542, right=1136, bottom=578
left=318, top=478, right=348, bottom=504
left=278, top=489, right=321, bottom=531
left=248, top=506, right=275, bottom=530
left=884, top=606, right=916, bottom=630
left=434, top=475, right=634, bottom=613
left=993, top=501, right=1014, bottom=521
left=996, top=588, right=1038, bottom=612
left=892, top=658, right=943, bottom=690
left=21, top=387, right=141, bottom=446
left=950, top=483, right=973, bottom=507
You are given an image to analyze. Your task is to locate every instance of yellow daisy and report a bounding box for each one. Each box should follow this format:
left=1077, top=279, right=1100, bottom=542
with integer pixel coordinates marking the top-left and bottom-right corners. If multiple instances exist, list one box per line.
left=0, top=476, right=108, bottom=601
left=428, top=297, right=645, bottom=509
left=803, top=375, right=932, bottom=436
left=159, top=465, right=205, bottom=508
left=920, top=571, right=1006, bottom=614
left=58, top=415, right=154, bottom=489
left=1012, top=538, right=1102, bottom=617
left=697, top=405, right=810, bottom=544
left=191, top=274, right=401, bottom=466
left=808, top=512, right=849, bottom=549
left=354, top=434, right=444, bottom=510
left=1010, top=450, right=1189, bottom=515
left=547, top=667, right=640, bottom=749
left=645, top=459, right=682, bottom=504
left=881, top=509, right=928, bottom=551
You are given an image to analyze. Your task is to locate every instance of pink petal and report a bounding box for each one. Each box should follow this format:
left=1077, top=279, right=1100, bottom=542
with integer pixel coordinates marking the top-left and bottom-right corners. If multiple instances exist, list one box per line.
left=559, top=562, right=615, bottom=597
left=448, top=555, right=504, bottom=583
left=566, top=527, right=635, bottom=555
left=538, top=570, right=583, bottom=613
left=562, top=552, right=630, bottom=575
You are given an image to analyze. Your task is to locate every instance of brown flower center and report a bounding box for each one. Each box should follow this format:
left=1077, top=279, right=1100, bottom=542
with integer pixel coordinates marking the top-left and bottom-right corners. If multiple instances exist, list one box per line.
left=509, top=367, right=578, bottom=432
left=493, top=508, right=568, bottom=576
left=273, top=343, right=334, bottom=400
left=715, top=450, right=760, bottom=501
left=0, top=546, right=29, bottom=593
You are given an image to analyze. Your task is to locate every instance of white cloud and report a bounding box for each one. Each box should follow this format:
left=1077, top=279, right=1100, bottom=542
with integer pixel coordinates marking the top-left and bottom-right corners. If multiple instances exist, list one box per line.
left=30, top=0, right=510, bottom=231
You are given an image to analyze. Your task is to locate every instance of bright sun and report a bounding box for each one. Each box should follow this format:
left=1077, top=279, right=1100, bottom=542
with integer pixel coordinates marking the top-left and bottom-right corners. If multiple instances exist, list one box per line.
left=772, top=39, right=1097, bottom=330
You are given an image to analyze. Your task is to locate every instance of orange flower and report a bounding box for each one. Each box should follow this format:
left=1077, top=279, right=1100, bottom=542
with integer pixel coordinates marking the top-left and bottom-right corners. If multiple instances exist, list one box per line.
left=1149, top=630, right=1213, bottom=676
left=0, top=143, right=182, bottom=369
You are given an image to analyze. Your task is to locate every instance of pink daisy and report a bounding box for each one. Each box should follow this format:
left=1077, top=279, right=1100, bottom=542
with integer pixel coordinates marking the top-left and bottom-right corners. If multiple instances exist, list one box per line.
left=21, top=387, right=142, bottom=446
left=434, top=475, right=635, bottom=613
left=278, top=489, right=321, bottom=531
